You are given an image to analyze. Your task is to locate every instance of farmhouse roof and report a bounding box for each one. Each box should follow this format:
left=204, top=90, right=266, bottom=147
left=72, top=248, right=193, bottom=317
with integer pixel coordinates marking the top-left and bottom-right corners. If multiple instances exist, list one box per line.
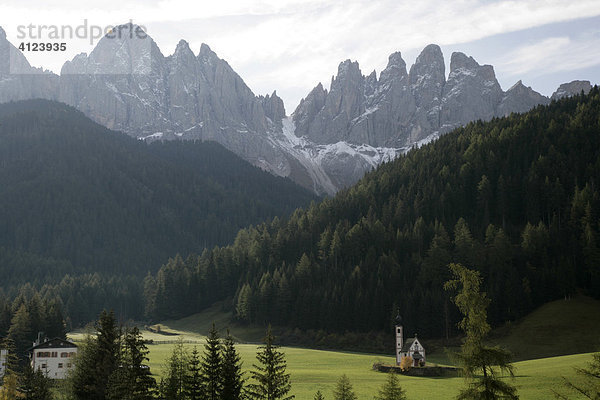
left=28, top=338, right=77, bottom=351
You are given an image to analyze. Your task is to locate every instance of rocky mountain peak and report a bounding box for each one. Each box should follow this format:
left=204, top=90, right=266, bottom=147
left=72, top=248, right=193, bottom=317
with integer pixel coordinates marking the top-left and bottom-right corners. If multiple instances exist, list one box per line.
left=199, top=43, right=218, bottom=63
left=409, top=44, right=444, bottom=85
left=496, top=80, right=549, bottom=117
left=175, top=39, right=191, bottom=53
left=260, top=91, right=286, bottom=126
left=380, top=51, right=408, bottom=82
left=509, top=80, right=524, bottom=89
left=365, top=70, right=378, bottom=97
left=440, top=52, right=503, bottom=133
left=333, top=60, right=362, bottom=86
left=0, top=25, right=58, bottom=102
left=293, top=82, right=328, bottom=137
left=60, top=53, right=88, bottom=74
left=171, top=39, right=196, bottom=65
left=551, top=80, right=592, bottom=100
left=449, top=52, right=480, bottom=72
left=85, top=23, right=162, bottom=75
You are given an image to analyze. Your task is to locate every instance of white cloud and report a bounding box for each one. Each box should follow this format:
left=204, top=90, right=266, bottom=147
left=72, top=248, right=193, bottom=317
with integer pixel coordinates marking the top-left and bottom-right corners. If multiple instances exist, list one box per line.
left=497, top=35, right=600, bottom=76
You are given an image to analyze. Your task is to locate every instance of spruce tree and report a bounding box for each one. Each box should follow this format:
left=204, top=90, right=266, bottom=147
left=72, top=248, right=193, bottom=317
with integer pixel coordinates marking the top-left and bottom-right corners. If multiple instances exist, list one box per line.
left=160, top=339, right=189, bottom=400
left=0, top=337, right=19, bottom=382
left=332, top=375, right=356, bottom=400
left=314, top=390, right=325, bottom=400
left=69, top=335, right=101, bottom=400
left=248, top=326, right=293, bottom=400
left=185, top=347, right=203, bottom=400
left=19, top=362, right=52, bottom=400
left=95, top=310, right=120, bottom=400
left=70, top=310, right=120, bottom=400
left=373, top=372, right=406, bottom=400
left=202, top=323, right=223, bottom=400
left=107, top=327, right=156, bottom=400
left=221, top=330, right=245, bottom=400
left=7, top=304, right=33, bottom=366
left=445, top=263, right=518, bottom=400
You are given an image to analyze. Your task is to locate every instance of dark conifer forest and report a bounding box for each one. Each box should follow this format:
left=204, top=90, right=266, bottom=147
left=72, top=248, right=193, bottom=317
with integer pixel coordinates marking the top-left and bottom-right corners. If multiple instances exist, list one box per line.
left=144, top=88, right=600, bottom=340
left=2, top=89, right=600, bottom=343
left=0, top=99, right=317, bottom=329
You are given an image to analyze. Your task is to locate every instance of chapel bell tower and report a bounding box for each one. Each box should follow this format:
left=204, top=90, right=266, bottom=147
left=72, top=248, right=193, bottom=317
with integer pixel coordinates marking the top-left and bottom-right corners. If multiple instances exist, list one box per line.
left=395, top=312, right=403, bottom=365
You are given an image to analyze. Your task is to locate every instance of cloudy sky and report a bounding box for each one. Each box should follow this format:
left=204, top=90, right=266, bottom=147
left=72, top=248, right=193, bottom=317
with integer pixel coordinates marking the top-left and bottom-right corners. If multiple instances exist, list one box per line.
left=1, top=0, right=599, bottom=111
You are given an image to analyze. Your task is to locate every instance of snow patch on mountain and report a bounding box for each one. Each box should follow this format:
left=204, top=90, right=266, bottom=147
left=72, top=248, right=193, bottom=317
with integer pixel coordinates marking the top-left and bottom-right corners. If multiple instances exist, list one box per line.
left=268, top=117, right=405, bottom=195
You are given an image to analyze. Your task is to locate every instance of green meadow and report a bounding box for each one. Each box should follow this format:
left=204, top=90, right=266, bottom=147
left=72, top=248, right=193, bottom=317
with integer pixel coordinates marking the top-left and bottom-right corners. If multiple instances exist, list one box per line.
left=143, top=340, right=593, bottom=400
left=68, top=296, right=600, bottom=399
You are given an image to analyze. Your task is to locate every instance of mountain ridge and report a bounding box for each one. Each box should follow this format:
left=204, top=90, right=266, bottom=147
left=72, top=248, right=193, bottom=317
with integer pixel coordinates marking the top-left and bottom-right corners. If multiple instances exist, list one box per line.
left=0, top=23, right=594, bottom=194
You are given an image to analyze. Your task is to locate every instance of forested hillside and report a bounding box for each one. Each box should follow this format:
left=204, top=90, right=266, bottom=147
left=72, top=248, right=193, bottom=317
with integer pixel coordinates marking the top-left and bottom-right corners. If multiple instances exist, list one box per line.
left=0, top=99, right=316, bottom=278
left=0, top=99, right=316, bottom=327
left=145, top=88, right=600, bottom=340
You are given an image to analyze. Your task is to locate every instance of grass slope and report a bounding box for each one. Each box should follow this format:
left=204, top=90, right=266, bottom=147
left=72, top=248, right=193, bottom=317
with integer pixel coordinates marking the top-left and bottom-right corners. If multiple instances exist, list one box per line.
left=132, top=296, right=600, bottom=399
left=142, top=340, right=594, bottom=400
left=491, top=295, right=600, bottom=361
left=149, top=295, right=600, bottom=361
left=68, top=297, right=599, bottom=398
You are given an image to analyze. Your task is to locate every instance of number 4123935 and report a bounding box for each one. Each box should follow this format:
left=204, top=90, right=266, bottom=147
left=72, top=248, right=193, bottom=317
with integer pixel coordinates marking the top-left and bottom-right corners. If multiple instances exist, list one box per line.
left=18, top=43, right=67, bottom=52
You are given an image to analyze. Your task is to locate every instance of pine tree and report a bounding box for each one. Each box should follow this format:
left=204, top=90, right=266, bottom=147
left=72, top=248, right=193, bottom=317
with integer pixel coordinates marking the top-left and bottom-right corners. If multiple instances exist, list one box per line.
left=19, top=362, right=52, bottom=400
left=332, top=375, right=356, bottom=400
left=0, top=337, right=19, bottom=381
left=221, top=330, right=245, bottom=400
left=247, top=326, right=293, bottom=400
left=7, top=303, right=33, bottom=366
left=202, top=323, right=223, bottom=400
left=69, top=334, right=101, bottom=400
left=445, top=263, right=518, bottom=400
left=314, top=391, right=325, bottom=400
left=70, top=310, right=120, bottom=400
left=373, top=372, right=406, bottom=400
left=95, top=310, right=120, bottom=400
left=107, top=327, right=156, bottom=400
left=185, top=347, right=203, bottom=400
left=160, top=339, right=189, bottom=400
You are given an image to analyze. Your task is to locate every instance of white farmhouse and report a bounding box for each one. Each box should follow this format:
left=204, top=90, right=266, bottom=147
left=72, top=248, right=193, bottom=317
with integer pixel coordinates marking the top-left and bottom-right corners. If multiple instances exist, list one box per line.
left=0, top=348, right=7, bottom=378
left=29, top=338, right=77, bottom=379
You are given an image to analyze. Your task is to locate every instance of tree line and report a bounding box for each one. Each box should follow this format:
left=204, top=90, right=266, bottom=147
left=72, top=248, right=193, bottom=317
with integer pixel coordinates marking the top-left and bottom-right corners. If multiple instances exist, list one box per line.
left=144, top=88, right=600, bottom=342
left=3, top=266, right=599, bottom=400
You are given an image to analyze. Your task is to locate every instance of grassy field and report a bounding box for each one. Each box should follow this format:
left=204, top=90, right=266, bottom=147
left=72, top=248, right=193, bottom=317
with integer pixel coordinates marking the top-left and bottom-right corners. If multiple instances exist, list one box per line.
left=68, top=296, right=600, bottom=399
left=490, top=296, right=600, bottom=360
left=143, top=339, right=594, bottom=400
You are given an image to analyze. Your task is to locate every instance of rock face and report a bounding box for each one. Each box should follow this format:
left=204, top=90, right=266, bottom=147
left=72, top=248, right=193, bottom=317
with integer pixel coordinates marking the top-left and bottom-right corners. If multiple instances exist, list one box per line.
left=551, top=80, right=592, bottom=100
left=408, top=44, right=446, bottom=142
left=439, top=52, right=504, bottom=133
left=496, top=80, right=550, bottom=117
left=293, top=46, right=557, bottom=150
left=0, top=24, right=594, bottom=195
left=0, top=26, right=58, bottom=103
left=56, top=24, right=296, bottom=184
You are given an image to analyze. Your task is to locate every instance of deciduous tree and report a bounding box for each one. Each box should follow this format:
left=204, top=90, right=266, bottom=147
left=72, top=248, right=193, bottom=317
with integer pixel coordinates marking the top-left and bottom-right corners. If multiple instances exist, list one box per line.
left=445, top=263, right=518, bottom=400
